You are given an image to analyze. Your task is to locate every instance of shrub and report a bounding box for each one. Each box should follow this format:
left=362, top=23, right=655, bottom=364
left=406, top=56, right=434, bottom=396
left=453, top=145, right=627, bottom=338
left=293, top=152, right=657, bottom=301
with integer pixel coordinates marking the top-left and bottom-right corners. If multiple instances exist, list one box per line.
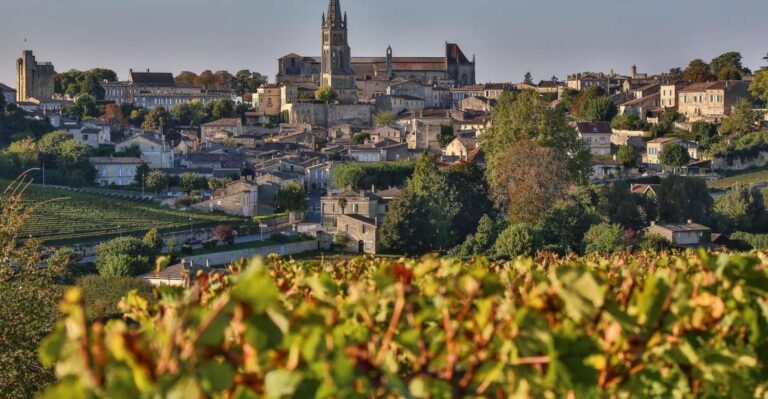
left=143, top=228, right=164, bottom=255
left=213, top=225, right=236, bottom=245
left=638, top=233, right=673, bottom=252
left=730, top=231, right=768, bottom=250
left=95, top=237, right=150, bottom=276
left=181, top=244, right=193, bottom=255
left=202, top=239, right=218, bottom=250
left=494, top=223, right=539, bottom=258
left=582, top=223, right=626, bottom=254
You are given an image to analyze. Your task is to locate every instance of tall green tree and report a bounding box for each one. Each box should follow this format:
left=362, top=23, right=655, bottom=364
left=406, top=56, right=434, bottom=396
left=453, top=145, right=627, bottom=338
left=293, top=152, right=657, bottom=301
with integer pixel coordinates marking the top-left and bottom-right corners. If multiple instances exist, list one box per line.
left=596, top=182, right=648, bottom=230
left=315, top=86, right=337, bottom=103
left=211, top=99, right=235, bottom=120
left=749, top=69, right=768, bottom=103
left=494, top=223, right=540, bottom=258
left=481, top=90, right=591, bottom=190
left=713, top=185, right=766, bottom=233
left=233, top=70, right=266, bottom=96
left=719, top=100, right=764, bottom=136
left=580, top=95, right=617, bottom=122
left=523, top=72, right=533, bottom=84
left=407, top=152, right=460, bottom=248
left=659, top=143, right=690, bottom=174
left=710, top=51, right=748, bottom=77
left=656, top=176, right=713, bottom=225
left=683, top=59, right=714, bottom=83
left=275, top=183, right=307, bottom=216
left=616, top=145, right=636, bottom=169
left=380, top=190, right=431, bottom=254
left=142, top=107, right=170, bottom=131
left=582, top=223, right=626, bottom=254
left=144, top=170, right=169, bottom=193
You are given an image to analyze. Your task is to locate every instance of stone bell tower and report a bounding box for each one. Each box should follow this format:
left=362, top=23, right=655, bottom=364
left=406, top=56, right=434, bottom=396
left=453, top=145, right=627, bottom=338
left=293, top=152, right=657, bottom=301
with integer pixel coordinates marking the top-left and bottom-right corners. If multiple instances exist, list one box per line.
left=321, top=0, right=357, bottom=104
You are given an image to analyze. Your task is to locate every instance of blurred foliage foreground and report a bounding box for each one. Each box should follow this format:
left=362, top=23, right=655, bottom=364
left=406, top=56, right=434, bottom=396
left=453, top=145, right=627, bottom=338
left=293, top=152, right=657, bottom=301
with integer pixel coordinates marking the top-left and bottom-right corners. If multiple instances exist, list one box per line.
left=40, top=251, right=768, bottom=398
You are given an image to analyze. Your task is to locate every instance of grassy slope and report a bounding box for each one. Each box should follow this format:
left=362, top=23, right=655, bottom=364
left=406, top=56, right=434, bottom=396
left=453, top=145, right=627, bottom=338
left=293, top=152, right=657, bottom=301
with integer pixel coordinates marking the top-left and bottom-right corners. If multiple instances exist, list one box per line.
left=708, top=168, right=768, bottom=190
left=10, top=181, right=244, bottom=244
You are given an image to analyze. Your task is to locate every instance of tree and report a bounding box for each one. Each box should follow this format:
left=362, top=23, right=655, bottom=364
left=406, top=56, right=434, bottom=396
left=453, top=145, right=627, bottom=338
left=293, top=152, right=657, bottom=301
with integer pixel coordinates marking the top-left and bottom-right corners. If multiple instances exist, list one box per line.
left=143, top=228, right=164, bottom=256
left=717, top=66, right=742, bottom=81
left=494, top=223, right=539, bottom=258
left=656, top=176, right=713, bottom=225
left=481, top=90, right=592, bottom=190
left=683, top=59, right=714, bottom=83
left=380, top=190, right=431, bottom=254
left=616, top=145, right=636, bottom=169
left=233, top=70, right=266, bottom=96
left=142, top=106, right=170, bottom=131
left=66, top=94, right=100, bottom=120
left=749, top=69, right=768, bottom=103
left=212, top=99, right=235, bottom=120
left=719, top=100, right=765, bottom=136
left=611, top=113, right=644, bottom=130
left=710, top=51, right=747, bottom=77
left=454, top=215, right=499, bottom=257
left=134, top=163, right=150, bottom=186
left=438, top=125, right=455, bottom=147
left=446, top=161, right=493, bottom=241
left=407, top=152, right=460, bottom=248
left=580, top=95, right=617, bottom=122
left=596, top=182, right=648, bottom=231
left=638, top=233, right=672, bottom=252
left=352, top=132, right=370, bottom=145
left=538, top=200, right=600, bottom=254
left=95, top=237, right=150, bottom=277
left=582, top=223, right=626, bottom=254
left=213, top=225, right=236, bottom=245
left=208, top=177, right=232, bottom=192
left=144, top=170, right=169, bottom=193
left=315, top=86, right=337, bottom=103
left=523, top=72, right=533, bottom=84
left=275, top=182, right=307, bottom=223
left=714, top=185, right=766, bottom=233
left=332, top=161, right=414, bottom=190
left=101, top=103, right=127, bottom=126
left=496, top=140, right=571, bottom=224
left=374, top=110, right=395, bottom=127
left=659, top=143, right=690, bottom=174
left=179, top=172, right=206, bottom=194
left=691, top=122, right=718, bottom=143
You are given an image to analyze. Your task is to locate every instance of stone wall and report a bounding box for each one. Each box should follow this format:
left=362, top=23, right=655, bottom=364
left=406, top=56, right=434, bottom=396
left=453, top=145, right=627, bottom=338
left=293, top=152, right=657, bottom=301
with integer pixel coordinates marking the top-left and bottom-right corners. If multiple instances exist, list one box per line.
left=713, top=151, right=768, bottom=171
left=283, top=103, right=373, bottom=127
left=182, top=239, right=318, bottom=266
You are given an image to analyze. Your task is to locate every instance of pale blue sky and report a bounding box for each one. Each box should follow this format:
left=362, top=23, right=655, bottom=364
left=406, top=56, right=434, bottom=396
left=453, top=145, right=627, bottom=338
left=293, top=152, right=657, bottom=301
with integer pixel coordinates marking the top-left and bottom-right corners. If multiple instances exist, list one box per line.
left=1, top=0, right=766, bottom=86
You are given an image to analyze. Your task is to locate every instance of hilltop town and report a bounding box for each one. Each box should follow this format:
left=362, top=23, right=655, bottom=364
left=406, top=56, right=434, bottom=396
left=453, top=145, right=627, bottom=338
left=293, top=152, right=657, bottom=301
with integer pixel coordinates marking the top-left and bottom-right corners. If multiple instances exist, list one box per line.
left=2, top=0, right=768, bottom=397
left=0, top=0, right=766, bottom=264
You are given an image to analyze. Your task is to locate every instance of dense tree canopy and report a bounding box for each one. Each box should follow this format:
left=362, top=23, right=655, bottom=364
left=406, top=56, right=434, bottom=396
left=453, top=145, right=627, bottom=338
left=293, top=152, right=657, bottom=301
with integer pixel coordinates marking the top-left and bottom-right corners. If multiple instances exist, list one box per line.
left=719, top=100, right=765, bottom=136
left=481, top=90, right=591, bottom=191
left=656, top=176, right=713, bottom=225
left=750, top=69, right=768, bottom=103
left=710, top=51, right=749, bottom=77
left=683, top=59, right=714, bottom=83
left=659, top=143, right=691, bottom=173
left=55, top=68, right=117, bottom=99
left=332, top=161, right=414, bottom=191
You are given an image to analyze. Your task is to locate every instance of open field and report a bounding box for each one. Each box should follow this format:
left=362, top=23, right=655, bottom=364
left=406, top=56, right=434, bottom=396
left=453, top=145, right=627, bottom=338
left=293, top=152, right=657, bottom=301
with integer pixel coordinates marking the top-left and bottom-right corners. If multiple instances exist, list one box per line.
left=10, top=181, right=244, bottom=244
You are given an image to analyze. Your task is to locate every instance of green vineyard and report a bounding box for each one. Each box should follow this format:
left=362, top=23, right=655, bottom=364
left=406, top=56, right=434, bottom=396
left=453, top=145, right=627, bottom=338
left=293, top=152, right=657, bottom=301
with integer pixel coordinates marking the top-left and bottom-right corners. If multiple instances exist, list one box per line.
left=709, top=168, right=768, bottom=190
left=40, top=251, right=768, bottom=398
left=7, top=181, right=243, bottom=244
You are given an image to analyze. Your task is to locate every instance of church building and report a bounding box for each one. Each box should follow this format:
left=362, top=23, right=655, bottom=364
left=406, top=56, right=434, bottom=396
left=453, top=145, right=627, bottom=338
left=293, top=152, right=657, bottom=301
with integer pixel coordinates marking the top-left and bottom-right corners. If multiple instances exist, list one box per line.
left=277, top=0, right=477, bottom=91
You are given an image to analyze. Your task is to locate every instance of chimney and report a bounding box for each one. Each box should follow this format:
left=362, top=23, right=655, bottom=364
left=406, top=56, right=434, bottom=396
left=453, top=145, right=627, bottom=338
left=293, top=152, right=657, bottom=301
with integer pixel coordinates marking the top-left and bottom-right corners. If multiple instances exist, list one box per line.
left=146, top=68, right=150, bottom=73
left=687, top=219, right=693, bottom=224
left=371, top=184, right=375, bottom=193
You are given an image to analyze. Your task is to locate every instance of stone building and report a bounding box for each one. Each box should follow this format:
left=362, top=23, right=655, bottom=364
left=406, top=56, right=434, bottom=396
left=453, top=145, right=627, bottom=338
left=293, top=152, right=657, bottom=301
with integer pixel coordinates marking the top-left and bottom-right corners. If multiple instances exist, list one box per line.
left=277, top=0, right=476, bottom=89
left=192, top=180, right=259, bottom=217
left=0, top=83, right=16, bottom=104
left=320, top=0, right=358, bottom=104
left=16, top=50, right=55, bottom=102
left=102, top=69, right=229, bottom=109
left=677, top=81, right=752, bottom=122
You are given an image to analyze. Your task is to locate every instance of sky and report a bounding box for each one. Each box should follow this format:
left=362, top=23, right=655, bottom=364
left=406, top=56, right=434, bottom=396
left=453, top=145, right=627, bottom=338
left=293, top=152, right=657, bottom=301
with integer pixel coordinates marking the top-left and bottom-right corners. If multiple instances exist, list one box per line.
left=1, top=0, right=767, bottom=87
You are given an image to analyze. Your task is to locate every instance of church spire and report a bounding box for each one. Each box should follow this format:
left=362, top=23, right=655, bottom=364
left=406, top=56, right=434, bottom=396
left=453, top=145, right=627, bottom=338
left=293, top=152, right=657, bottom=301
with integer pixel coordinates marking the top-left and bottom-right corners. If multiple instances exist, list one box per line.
left=327, top=0, right=343, bottom=28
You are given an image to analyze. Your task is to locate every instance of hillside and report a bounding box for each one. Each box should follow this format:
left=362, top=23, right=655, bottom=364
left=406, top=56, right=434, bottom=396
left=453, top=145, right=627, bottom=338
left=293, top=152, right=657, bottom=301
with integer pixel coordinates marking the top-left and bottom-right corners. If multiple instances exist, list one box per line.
left=40, top=251, right=768, bottom=398
left=9, top=181, right=243, bottom=244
